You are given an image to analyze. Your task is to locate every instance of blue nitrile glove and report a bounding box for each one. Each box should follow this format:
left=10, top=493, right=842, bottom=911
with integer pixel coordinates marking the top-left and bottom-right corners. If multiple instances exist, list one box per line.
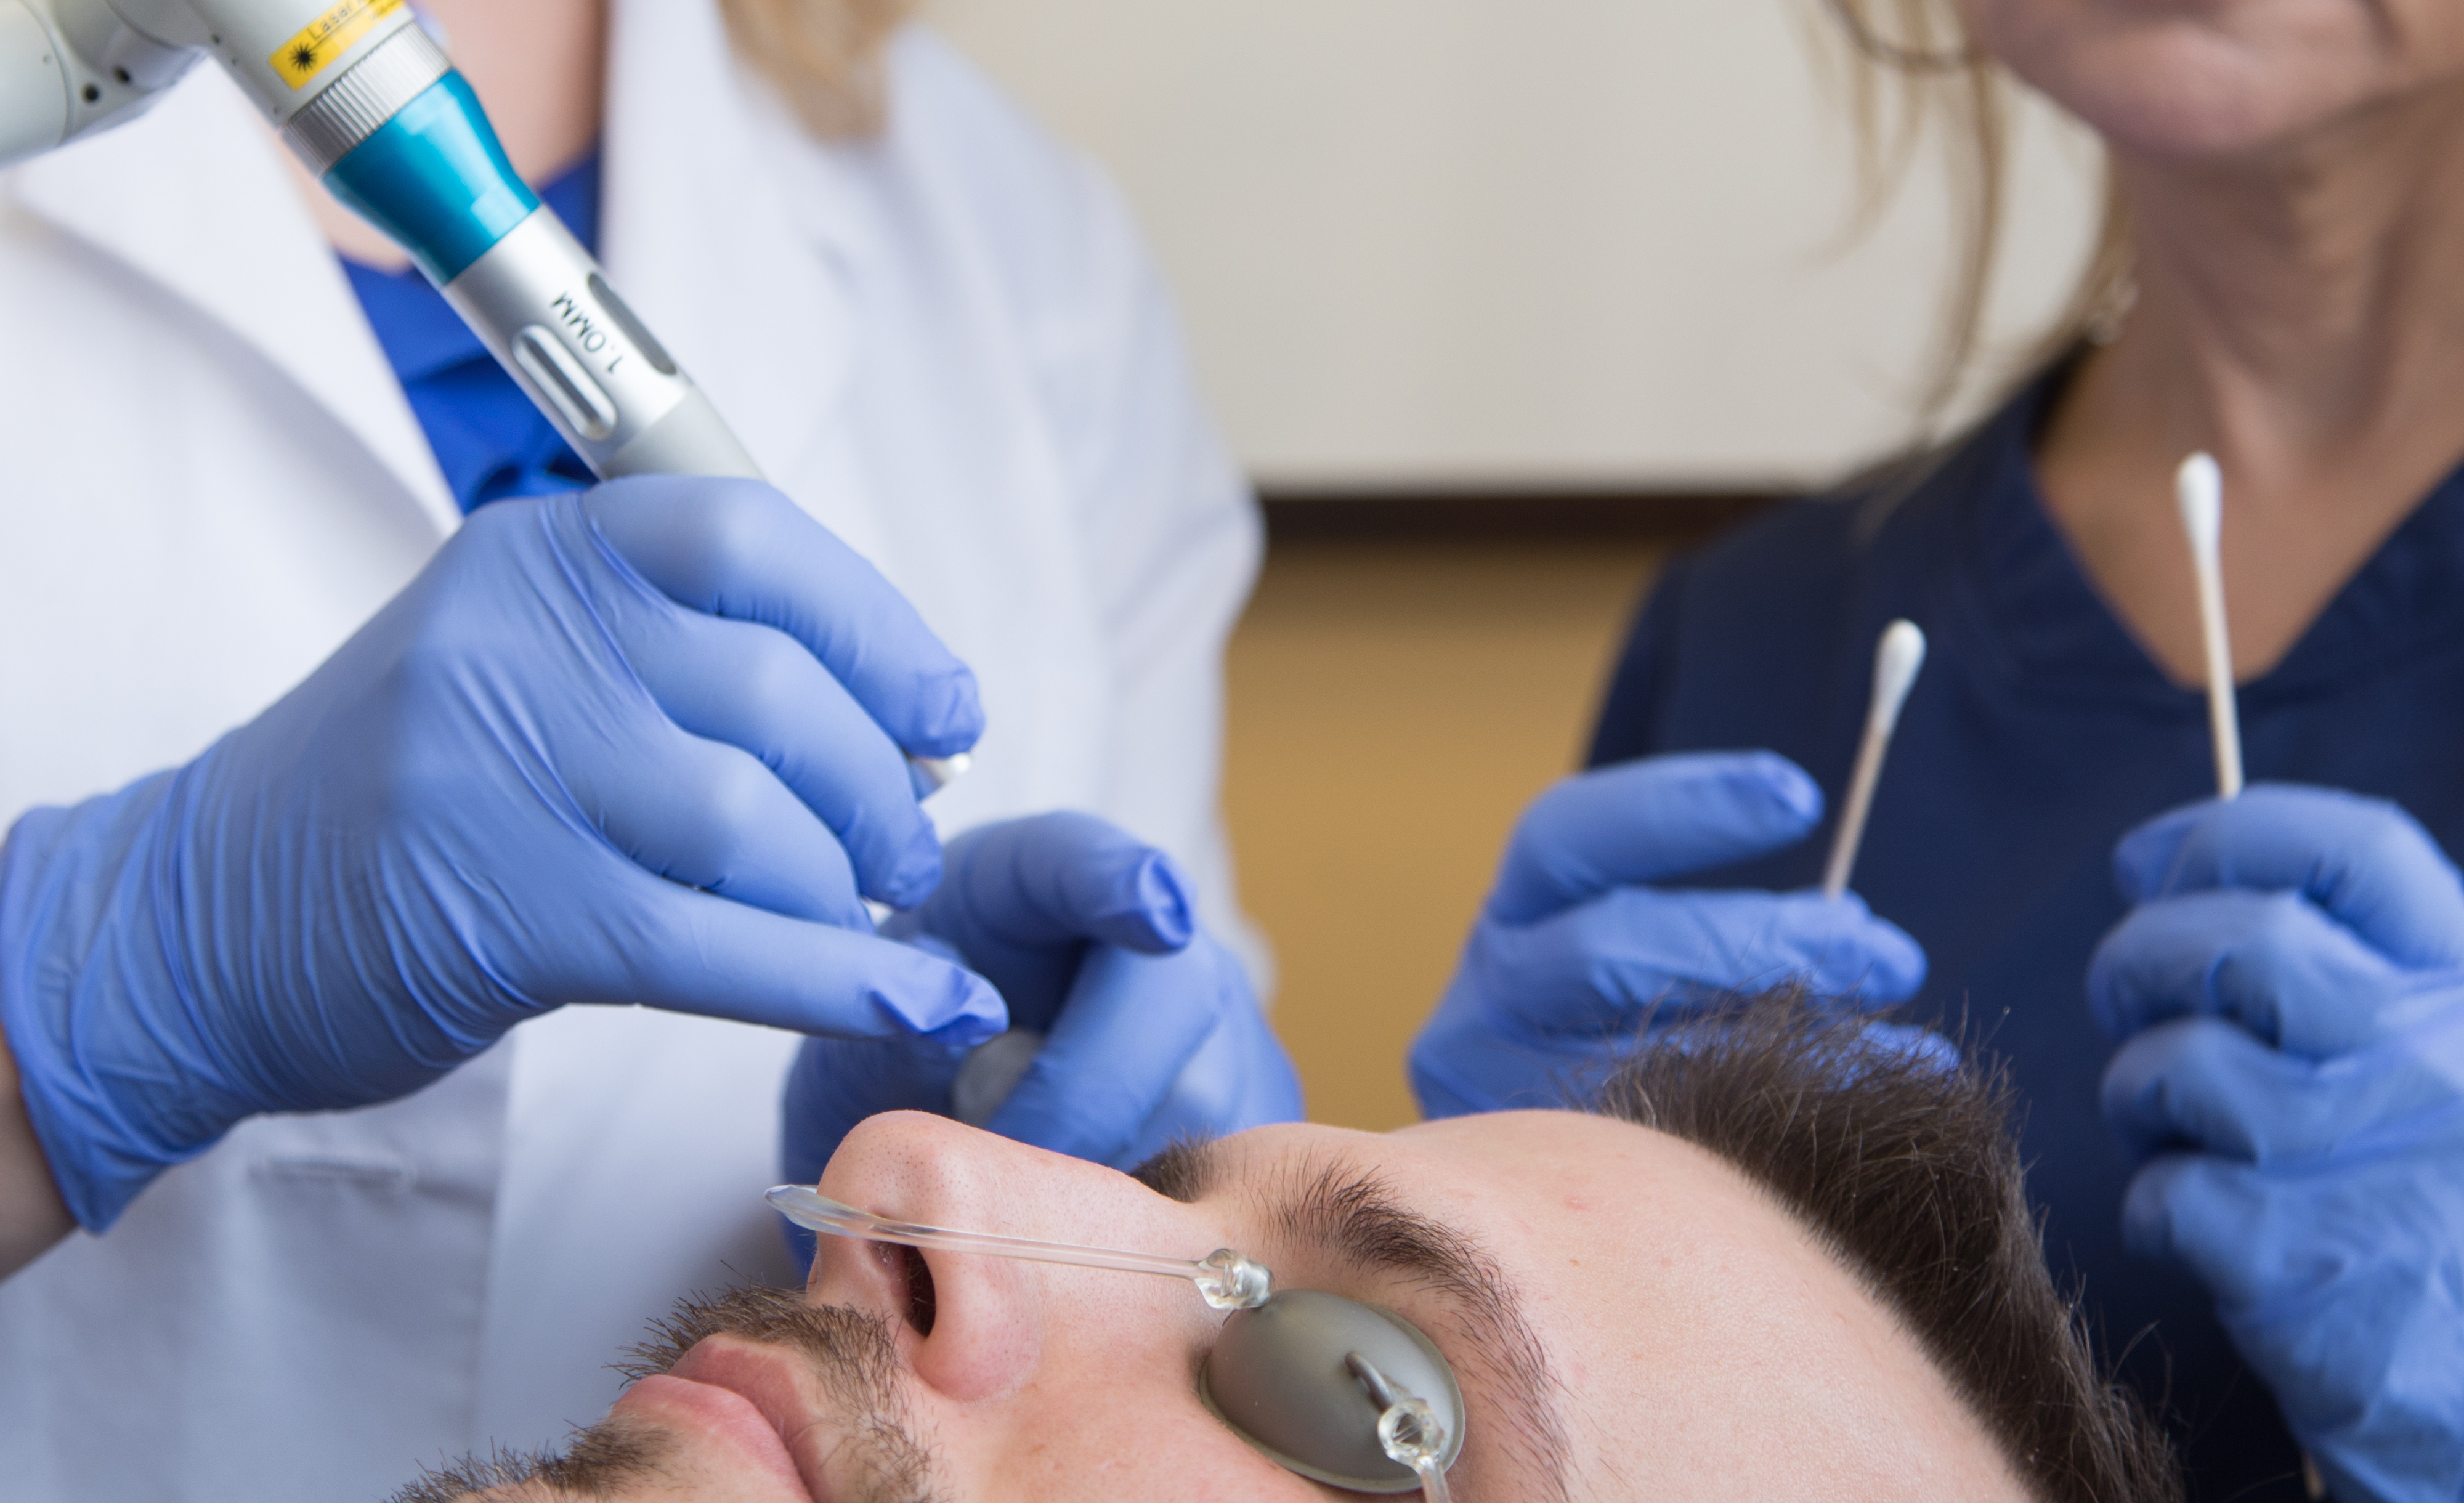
left=2091, top=785, right=2464, bottom=1503
left=781, top=812, right=1302, bottom=1197
left=0, top=477, right=1005, bottom=1233
left=1410, top=752, right=1931, bottom=1118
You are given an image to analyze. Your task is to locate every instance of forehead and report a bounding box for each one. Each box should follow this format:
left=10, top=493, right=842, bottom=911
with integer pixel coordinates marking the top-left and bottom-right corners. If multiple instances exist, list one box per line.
left=1229, top=1113, right=2023, bottom=1499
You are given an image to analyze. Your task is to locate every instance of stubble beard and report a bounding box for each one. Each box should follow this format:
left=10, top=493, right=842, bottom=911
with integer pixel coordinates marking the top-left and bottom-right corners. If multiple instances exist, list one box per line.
left=387, top=1284, right=942, bottom=1503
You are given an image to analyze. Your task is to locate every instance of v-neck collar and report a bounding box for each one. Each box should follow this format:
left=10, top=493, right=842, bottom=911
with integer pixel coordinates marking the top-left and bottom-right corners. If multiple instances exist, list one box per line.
left=1950, top=367, right=2464, bottom=713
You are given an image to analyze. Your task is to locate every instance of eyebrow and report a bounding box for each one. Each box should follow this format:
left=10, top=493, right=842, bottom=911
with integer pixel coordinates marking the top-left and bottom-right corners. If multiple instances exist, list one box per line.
left=1137, top=1139, right=1574, bottom=1501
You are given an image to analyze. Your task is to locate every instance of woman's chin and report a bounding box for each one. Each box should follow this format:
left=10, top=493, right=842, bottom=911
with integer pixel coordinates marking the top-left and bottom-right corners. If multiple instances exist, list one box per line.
left=1969, top=3, right=2454, bottom=163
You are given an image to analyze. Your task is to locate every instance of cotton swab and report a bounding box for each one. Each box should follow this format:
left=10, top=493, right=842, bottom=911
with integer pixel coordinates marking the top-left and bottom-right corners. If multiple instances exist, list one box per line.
left=1823, top=618, right=1928, bottom=901
left=2176, top=452, right=2243, bottom=799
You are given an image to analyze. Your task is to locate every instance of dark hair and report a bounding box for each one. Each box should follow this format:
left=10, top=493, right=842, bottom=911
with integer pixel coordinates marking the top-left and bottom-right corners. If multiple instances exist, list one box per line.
left=1592, top=991, right=2182, bottom=1503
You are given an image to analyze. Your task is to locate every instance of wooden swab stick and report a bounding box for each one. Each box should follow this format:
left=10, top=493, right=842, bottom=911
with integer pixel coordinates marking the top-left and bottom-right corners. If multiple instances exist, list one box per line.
left=2176, top=452, right=2243, bottom=799
left=1823, top=618, right=1927, bottom=901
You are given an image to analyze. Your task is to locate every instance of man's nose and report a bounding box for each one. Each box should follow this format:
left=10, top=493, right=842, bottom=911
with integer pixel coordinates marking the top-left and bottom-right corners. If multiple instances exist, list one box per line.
left=809, top=1111, right=1214, bottom=1401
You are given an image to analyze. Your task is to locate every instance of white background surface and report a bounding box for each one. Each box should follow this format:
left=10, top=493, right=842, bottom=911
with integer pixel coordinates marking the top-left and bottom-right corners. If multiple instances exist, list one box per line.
left=928, top=0, right=2105, bottom=490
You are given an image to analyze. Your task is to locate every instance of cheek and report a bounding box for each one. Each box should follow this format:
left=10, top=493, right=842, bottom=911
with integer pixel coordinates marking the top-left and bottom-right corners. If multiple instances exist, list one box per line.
left=936, top=1350, right=1331, bottom=1488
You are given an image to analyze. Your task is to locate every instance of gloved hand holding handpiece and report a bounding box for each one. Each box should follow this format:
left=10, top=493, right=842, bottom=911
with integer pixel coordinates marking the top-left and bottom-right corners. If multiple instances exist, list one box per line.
left=2091, top=785, right=2464, bottom=1503
left=0, top=477, right=1002, bottom=1234
left=782, top=812, right=1302, bottom=1218
left=1410, top=752, right=1931, bottom=1118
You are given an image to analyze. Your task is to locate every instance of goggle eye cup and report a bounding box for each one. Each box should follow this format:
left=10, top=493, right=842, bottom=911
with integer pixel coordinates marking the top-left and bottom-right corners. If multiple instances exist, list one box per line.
left=1199, top=1289, right=1465, bottom=1495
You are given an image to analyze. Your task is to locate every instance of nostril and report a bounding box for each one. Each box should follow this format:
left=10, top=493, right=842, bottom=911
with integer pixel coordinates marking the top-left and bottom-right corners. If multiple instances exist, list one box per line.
left=899, top=1245, right=937, bottom=1336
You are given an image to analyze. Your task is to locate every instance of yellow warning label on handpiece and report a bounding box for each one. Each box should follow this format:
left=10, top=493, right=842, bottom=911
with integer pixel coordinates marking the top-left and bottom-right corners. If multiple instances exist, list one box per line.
left=270, top=0, right=403, bottom=89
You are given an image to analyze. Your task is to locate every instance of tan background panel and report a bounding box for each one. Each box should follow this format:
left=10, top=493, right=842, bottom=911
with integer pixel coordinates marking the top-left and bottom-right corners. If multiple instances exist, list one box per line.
left=1222, top=538, right=1674, bottom=1130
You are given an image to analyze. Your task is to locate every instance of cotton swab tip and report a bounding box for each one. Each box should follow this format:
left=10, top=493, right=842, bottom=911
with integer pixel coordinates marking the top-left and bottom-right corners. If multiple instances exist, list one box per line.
left=1870, top=620, right=1928, bottom=737
left=1822, top=618, right=1929, bottom=901
left=2176, top=452, right=2223, bottom=555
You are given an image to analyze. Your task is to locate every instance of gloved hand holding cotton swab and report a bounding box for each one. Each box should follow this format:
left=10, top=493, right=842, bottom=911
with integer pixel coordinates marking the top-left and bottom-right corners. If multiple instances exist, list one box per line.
left=1823, top=619, right=1928, bottom=901
left=2176, top=452, right=2243, bottom=799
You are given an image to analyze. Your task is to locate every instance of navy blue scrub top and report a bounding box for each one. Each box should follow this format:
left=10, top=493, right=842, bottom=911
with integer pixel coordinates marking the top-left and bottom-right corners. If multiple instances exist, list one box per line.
left=1590, top=365, right=2464, bottom=1501
left=341, top=149, right=601, bottom=514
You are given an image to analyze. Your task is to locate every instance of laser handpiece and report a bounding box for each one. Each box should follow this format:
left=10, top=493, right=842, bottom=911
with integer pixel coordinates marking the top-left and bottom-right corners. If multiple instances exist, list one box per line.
left=0, top=0, right=754, bottom=479
left=0, top=0, right=967, bottom=790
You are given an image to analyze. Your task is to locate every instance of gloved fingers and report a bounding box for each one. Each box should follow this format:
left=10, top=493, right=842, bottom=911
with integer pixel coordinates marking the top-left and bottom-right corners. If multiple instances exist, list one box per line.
left=932, top=812, right=1194, bottom=954
left=1409, top=1002, right=1595, bottom=1118
left=1487, top=752, right=1824, bottom=924
left=620, top=609, right=940, bottom=909
left=983, top=940, right=1229, bottom=1165
left=2097, top=1016, right=2405, bottom=1163
left=578, top=478, right=984, bottom=759
left=779, top=1034, right=970, bottom=1188
left=1477, top=886, right=1927, bottom=1035
left=1119, top=995, right=1306, bottom=1170
left=1407, top=987, right=1950, bottom=1124
left=579, top=727, right=868, bottom=928
left=2123, top=1151, right=2464, bottom=1494
left=895, top=813, right=1197, bottom=1034
left=2118, top=1153, right=2285, bottom=1310
left=2117, top=1148, right=2415, bottom=1335
left=2113, top=785, right=2464, bottom=970
left=2123, top=1148, right=2433, bottom=1308
left=2088, top=888, right=2417, bottom=1056
left=565, top=877, right=1005, bottom=1043
left=1768, top=891, right=1930, bottom=1000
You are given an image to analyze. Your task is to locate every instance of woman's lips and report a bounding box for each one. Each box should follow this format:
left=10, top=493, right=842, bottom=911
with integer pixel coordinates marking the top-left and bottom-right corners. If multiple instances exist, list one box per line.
left=607, top=1370, right=814, bottom=1499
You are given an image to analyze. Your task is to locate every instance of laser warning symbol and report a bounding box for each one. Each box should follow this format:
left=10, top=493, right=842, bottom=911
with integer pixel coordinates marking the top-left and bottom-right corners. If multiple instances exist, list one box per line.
left=270, top=0, right=404, bottom=89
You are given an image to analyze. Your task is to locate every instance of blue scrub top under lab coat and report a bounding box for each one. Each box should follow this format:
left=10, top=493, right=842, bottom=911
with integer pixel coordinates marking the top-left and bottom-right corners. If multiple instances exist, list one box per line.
left=1589, top=366, right=2464, bottom=1501
left=342, top=150, right=601, bottom=514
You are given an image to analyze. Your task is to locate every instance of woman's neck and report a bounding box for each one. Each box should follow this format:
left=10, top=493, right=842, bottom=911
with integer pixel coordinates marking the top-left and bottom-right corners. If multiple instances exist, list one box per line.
left=2036, top=75, right=2464, bottom=683
left=293, top=0, right=608, bottom=269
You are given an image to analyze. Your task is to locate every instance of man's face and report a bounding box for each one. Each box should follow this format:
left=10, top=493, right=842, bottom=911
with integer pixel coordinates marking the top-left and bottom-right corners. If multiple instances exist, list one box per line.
left=445, top=1109, right=2025, bottom=1502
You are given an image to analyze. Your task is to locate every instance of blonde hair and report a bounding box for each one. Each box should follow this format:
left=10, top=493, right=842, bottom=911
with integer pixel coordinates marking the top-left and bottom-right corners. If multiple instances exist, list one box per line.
left=717, top=0, right=919, bottom=138
left=1816, top=0, right=2133, bottom=419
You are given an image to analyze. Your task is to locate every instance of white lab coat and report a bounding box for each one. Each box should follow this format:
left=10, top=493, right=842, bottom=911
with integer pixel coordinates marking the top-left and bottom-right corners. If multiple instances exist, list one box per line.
left=0, top=5, right=1260, bottom=1497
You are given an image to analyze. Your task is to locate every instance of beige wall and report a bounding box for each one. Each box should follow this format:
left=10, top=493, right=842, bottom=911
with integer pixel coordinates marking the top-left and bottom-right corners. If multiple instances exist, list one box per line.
left=928, top=0, right=2103, bottom=489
